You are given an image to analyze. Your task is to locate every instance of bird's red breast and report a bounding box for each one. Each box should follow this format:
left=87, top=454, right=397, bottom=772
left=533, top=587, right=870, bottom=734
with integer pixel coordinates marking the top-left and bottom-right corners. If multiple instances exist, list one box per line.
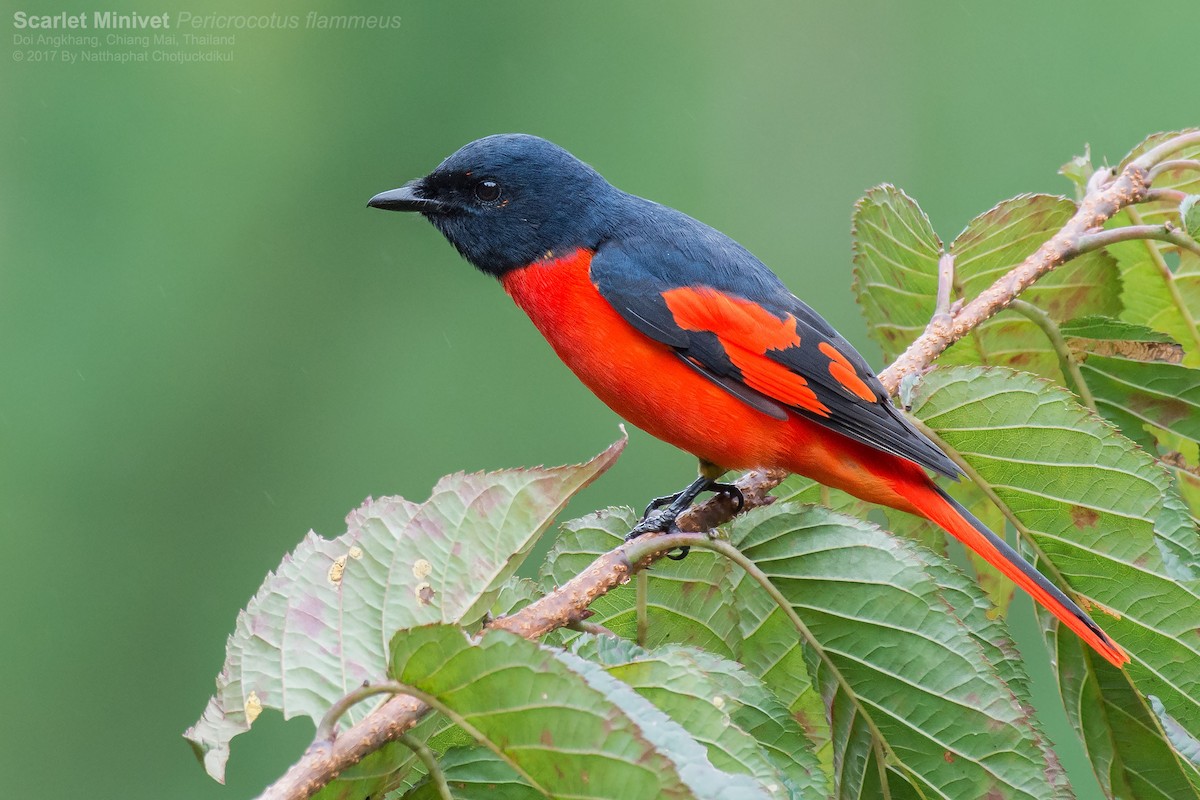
left=500, top=248, right=929, bottom=513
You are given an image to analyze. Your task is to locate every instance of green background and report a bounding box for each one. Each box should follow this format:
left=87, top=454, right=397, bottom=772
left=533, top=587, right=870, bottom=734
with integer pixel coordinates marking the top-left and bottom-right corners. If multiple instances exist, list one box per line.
left=3, top=2, right=1194, bottom=797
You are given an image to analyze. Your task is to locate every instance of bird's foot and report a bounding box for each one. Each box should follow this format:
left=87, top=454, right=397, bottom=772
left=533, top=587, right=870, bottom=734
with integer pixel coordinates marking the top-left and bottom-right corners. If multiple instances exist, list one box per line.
left=627, top=477, right=745, bottom=561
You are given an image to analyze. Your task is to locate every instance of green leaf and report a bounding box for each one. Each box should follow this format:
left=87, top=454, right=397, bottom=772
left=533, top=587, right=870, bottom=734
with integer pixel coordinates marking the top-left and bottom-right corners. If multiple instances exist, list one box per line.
left=727, top=503, right=1068, bottom=799
left=388, top=624, right=773, bottom=799
left=574, top=636, right=829, bottom=799
left=909, top=367, right=1200, bottom=760
left=1059, top=144, right=1094, bottom=199
left=184, top=438, right=624, bottom=783
left=490, top=576, right=542, bottom=618
left=1041, top=612, right=1200, bottom=799
left=1061, top=316, right=1178, bottom=344
left=399, top=747, right=541, bottom=800
left=1110, top=237, right=1200, bottom=365
left=540, top=507, right=741, bottom=655
left=850, top=185, right=944, bottom=361
left=542, top=507, right=836, bottom=780
left=1079, top=354, right=1200, bottom=452
left=1150, top=697, right=1200, bottom=772
left=1181, top=195, right=1200, bottom=241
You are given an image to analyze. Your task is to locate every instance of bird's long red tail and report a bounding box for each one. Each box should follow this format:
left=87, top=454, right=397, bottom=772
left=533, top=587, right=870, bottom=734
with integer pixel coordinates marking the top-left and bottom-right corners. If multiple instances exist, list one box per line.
left=901, top=481, right=1129, bottom=668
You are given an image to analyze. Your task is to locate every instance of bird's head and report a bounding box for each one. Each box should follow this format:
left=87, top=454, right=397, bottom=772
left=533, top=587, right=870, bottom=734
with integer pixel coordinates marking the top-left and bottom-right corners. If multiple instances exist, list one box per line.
left=369, top=134, right=617, bottom=277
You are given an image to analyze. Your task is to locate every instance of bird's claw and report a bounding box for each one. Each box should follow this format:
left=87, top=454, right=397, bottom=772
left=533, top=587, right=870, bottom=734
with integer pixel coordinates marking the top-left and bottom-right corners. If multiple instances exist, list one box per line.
left=643, top=492, right=682, bottom=518
left=626, top=512, right=689, bottom=561
left=710, top=482, right=745, bottom=514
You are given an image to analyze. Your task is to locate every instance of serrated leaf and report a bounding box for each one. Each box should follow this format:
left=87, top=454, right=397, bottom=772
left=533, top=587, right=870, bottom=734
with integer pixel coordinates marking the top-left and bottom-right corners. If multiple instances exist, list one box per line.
left=1150, top=697, right=1200, bottom=771
left=1060, top=145, right=1094, bottom=198
left=937, top=195, right=1122, bottom=381
left=1079, top=354, right=1200, bottom=451
left=490, top=576, right=542, bottom=618
left=185, top=439, right=624, bottom=782
left=909, top=366, right=1200, bottom=769
left=727, top=503, right=1068, bottom=800
left=388, top=625, right=772, bottom=800
left=574, top=636, right=828, bottom=799
left=850, top=185, right=944, bottom=361
left=540, top=507, right=740, bottom=655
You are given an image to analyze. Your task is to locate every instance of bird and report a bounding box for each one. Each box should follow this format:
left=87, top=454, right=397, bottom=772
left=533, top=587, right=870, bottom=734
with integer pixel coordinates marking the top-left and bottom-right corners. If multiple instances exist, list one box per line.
left=368, top=133, right=1128, bottom=668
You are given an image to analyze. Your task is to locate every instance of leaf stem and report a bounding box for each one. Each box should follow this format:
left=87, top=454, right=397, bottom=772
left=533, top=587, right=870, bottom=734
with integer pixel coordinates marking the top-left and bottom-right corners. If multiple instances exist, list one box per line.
left=567, top=619, right=618, bottom=638
left=636, top=570, right=649, bottom=647
left=399, top=732, right=453, bottom=800
left=1006, top=299, right=1097, bottom=412
left=314, top=682, right=409, bottom=744
left=1141, top=187, right=1189, bottom=204
left=1076, top=223, right=1200, bottom=258
left=1147, top=159, right=1200, bottom=184
left=1131, top=130, right=1200, bottom=170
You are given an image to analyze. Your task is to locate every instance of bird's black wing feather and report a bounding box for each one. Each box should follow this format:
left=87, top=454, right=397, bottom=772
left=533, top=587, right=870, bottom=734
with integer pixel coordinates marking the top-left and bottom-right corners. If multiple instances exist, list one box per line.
left=589, top=232, right=961, bottom=480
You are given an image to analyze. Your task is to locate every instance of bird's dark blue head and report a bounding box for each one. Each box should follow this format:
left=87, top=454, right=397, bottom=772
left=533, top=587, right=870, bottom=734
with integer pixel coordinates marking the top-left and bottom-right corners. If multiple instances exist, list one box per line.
left=369, top=134, right=619, bottom=277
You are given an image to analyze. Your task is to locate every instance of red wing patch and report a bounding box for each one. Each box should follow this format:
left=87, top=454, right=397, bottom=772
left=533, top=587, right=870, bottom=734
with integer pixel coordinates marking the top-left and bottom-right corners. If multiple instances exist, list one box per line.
left=662, top=287, right=831, bottom=417
left=818, top=342, right=878, bottom=402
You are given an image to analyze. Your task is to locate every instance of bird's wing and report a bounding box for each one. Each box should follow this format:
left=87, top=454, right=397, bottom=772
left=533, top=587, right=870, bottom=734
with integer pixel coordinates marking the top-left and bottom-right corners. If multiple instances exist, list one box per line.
left=589, top=239, right=962, bottom=479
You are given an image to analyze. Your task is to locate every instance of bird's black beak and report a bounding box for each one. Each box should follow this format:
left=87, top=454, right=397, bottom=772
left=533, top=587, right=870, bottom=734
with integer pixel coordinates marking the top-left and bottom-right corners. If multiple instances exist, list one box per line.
left=367, top=180, right=448, bottom=213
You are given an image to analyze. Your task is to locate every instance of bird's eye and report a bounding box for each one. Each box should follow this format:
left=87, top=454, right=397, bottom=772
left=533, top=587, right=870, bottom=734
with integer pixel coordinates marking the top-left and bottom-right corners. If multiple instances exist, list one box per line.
left=474, top=179, right=501, bottom=203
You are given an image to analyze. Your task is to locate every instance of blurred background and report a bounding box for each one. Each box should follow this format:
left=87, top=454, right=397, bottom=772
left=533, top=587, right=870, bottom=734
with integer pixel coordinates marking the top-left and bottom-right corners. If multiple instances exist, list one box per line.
left=3, top=1, right=1196, bottom=796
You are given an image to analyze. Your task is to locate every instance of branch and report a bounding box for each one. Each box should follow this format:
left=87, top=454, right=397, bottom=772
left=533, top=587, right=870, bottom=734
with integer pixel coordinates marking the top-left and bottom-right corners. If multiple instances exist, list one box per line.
left=256, top=130, right=1200, bottom=800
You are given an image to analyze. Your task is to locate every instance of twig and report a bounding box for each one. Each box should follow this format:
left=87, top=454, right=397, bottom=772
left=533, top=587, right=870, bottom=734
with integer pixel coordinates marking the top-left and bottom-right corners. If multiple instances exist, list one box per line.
left=1007, top=299, right=1097, bottom=413
left=255, top=130, right=1200, bottom=800
left=1147, top=159, right=1200, bottom=184
left=260, top=693, right=430, bottom=800
left=1142, top=187, right=1188, bottom=204
left=567, top=619, right=619, bottom=638
left=1076, top=223, right=1200, bottom=258
left=1131, top=130, right=1200, bottom=171
left=874, top=131, right=1200, bottom=394
left=314, top=683, right=408, bottom=744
